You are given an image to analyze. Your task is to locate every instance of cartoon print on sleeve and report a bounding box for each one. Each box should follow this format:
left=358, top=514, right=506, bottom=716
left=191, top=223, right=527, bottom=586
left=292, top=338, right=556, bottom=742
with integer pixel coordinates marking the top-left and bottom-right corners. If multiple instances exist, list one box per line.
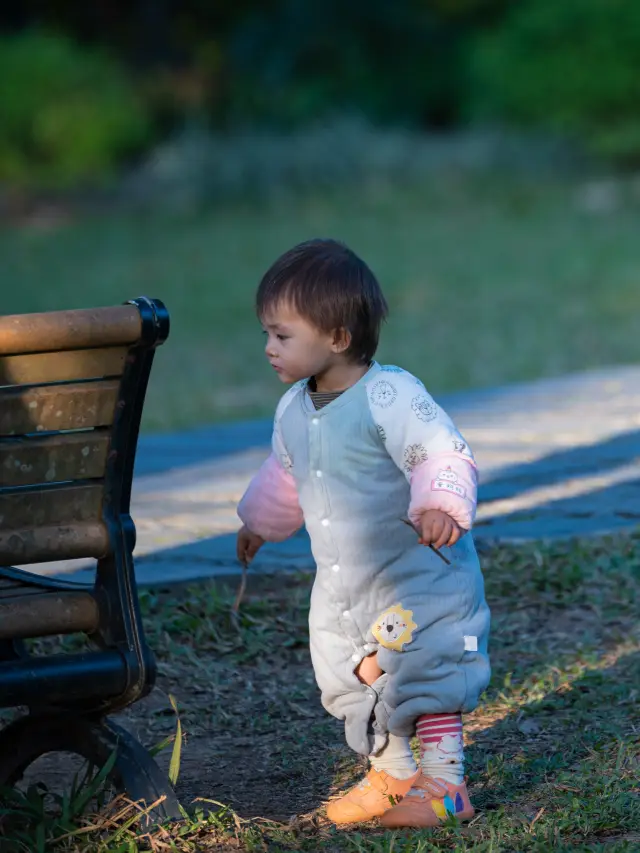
left=431, top=467, right=467, bottom=499
left=403, top=443, right=428, bottom=473
left=369, top=380, right=398, bottom=408
left=411, top=394, right=438, bottom=423
left=280, top=451, right=293, bottom=471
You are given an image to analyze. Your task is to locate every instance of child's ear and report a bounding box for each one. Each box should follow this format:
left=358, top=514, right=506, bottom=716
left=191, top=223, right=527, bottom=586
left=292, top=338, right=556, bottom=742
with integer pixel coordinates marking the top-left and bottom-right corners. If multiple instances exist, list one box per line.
left=331, top=327, right=351, bottom=353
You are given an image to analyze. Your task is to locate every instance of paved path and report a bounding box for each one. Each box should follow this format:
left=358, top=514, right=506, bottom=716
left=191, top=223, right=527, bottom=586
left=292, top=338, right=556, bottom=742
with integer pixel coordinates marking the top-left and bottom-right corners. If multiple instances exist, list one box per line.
left=40, top=365, right=640, bottom=585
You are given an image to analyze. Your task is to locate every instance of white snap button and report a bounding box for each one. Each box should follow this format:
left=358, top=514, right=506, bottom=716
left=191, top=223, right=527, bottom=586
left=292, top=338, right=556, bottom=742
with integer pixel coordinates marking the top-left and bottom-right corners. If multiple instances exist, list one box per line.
left=316, top=470, right=323, bottom=478
left=332, top=564, right=340, bottom=572
left=321, top=518, right=330, bottom=527
left=351, top=653, right=361, bottom=663
left=342, top=609, right=350, bottom=617
left=312, top=418, right=319, bottom=425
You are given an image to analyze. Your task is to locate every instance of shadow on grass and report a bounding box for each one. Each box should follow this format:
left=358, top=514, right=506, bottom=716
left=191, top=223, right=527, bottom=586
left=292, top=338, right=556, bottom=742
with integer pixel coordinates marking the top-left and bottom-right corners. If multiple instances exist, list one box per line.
left=134, top=535, right=639, bottom=832
left=462, top=648, right=640, bottom=846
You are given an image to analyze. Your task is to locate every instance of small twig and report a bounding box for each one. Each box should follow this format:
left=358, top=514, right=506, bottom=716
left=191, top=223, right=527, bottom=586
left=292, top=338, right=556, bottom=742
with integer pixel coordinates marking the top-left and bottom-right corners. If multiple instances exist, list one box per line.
left=231, top=559, right=248, bottom=626
left=428, top=543, right=451, bottom=565
left=400, top=518, right=451, bottom=565
left=528, top=806, right=545, bottom=832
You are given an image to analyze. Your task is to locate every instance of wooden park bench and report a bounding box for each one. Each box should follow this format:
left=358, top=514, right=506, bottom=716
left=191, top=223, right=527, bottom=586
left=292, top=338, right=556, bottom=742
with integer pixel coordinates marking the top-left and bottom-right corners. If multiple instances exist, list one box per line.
left=0, top=297, right=180, bottom=820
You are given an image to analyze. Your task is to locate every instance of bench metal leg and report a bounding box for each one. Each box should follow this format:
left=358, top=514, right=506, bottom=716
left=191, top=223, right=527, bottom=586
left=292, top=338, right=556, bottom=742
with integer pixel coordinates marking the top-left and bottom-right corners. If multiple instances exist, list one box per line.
left=0, top=712, right=181, bottom=823
left=0, top=638, right=25, bottom=661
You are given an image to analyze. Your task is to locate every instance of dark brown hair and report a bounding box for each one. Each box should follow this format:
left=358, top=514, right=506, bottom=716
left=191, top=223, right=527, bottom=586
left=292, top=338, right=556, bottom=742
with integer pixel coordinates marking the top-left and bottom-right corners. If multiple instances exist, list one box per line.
left=256, top=239, right=389, bottom=364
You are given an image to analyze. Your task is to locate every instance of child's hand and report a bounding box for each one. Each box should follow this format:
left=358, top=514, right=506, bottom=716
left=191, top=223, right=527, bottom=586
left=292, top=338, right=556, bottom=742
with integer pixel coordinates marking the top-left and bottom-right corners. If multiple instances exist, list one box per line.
left=236, top=525, right=265, bottom=566
left=417, top=509, right=462, bottom=550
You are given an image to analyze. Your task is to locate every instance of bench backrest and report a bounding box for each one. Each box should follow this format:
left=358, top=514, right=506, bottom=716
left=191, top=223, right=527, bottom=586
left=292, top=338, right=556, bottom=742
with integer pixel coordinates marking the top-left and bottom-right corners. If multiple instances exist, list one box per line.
left=0, top=298, right=169, bottom=567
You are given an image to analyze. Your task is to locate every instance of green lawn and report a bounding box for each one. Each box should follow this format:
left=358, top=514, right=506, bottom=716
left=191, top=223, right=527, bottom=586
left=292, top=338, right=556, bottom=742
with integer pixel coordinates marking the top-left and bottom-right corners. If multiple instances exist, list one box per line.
left=2, top=534, right=639, bottom=851
left=2, top=176, right=640, bottom=431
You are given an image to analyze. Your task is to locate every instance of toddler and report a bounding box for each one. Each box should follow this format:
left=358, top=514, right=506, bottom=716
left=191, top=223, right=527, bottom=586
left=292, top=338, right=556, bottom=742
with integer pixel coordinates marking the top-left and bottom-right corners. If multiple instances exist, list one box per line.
left=236, top=239, right=490, bottom=827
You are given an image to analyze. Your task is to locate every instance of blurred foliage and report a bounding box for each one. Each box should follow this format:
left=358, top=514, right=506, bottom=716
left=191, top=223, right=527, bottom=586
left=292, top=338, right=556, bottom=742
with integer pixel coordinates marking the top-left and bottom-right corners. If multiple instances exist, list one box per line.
left=0, top=31, right=152, bottom=187
left=222, top=0, right=464, bottom=127
left=2, top=0, right=640, bottom=189
left=468, top=0, right=640, bottom=166
left=0, top=1, right=509, bottom=131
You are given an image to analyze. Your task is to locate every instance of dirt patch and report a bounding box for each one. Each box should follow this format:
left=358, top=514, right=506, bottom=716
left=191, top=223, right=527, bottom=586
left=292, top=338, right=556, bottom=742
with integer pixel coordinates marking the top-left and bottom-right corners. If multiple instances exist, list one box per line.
left=5, top=574, right=362, bottom=823
left=122, top=653, right=359, bottom=822
left=3, top=535, right=639, bottom=851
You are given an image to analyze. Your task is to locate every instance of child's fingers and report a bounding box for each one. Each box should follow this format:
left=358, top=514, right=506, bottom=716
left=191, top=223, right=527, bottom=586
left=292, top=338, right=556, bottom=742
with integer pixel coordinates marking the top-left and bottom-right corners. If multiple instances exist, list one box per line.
left=422, top=519, right=440, bottom=547
left=433, top=519, right=453, bottom=550
left=245, top=537, right=262, bottom=563
left=419, top=522, right=435, bottom=546
left=447, top=524, right=462, bottom=547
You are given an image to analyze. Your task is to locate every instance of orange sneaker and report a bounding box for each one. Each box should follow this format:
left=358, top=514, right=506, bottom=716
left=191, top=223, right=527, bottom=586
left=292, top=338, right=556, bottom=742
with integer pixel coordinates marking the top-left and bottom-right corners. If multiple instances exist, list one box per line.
left=325, top=767, right=419, bottom=825
left=379, top=773, right=474, bottom=828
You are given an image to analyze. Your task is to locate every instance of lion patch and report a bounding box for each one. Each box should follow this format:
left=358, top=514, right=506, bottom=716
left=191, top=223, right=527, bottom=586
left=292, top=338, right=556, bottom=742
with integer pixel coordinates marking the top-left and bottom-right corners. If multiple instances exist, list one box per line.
left=371, top=605, right=417, bottom=651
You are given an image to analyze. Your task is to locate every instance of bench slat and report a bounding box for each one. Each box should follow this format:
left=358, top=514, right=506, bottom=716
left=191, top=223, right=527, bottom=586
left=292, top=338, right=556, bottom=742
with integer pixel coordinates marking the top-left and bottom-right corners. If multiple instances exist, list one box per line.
left=0, top=432, right=110, bottom=487
left=0, top=591, right=100, bottom=639
left=0, top=305, right=141, bottom=356
left=0, top=297, right=168, bottom=717
left=0, top=380, right=120, bottom=436
left=0, top=521, right=109, bottom=564
left=0, top=346, right=127, bottom=387
left=0, top=482, right=104, bottom=529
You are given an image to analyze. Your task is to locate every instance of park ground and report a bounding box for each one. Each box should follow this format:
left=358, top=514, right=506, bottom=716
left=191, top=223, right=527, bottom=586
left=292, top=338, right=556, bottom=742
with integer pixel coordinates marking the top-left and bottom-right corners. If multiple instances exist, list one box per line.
left=2, top=534, right=639, bottom=852
left=1, top=175, right=639, bottom=851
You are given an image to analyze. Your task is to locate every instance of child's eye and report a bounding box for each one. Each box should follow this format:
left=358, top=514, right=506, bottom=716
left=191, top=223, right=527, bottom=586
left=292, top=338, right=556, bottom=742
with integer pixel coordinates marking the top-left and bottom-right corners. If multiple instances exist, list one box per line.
left=277, top=334, right=289, bottom=341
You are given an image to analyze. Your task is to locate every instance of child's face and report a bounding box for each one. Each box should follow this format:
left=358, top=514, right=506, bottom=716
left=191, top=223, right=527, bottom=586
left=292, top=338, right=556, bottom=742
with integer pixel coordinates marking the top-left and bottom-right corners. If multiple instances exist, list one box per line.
left=261, top=302, right=342, bottom=384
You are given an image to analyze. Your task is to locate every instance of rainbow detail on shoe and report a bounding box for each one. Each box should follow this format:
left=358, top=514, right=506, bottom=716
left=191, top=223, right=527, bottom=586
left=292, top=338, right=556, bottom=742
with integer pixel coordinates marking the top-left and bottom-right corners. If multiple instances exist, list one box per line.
left=431, top=791, right=466, bottom=818
left=380, top=774, right=474, bottom=828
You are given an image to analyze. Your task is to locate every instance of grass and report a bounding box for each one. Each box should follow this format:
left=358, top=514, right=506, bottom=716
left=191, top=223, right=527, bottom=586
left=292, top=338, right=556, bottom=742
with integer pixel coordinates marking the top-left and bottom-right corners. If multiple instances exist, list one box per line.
left=2, top=174, right=640, bottom=430
left=1, top=533, right=639, bottom=851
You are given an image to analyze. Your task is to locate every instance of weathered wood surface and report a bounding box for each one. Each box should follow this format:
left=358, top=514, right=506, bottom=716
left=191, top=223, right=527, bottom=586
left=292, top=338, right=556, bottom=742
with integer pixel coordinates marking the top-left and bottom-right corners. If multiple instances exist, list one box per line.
left=0, top=482, right=104, bottom=530
left=0, top=591, right=100, bottom=639
left=0, top=432, right=111, bottom=488
left=0, top=381, right=120, bottom=436
left=0, top=522, right=109, bottom=564
left=0, top=347, right=127, bottom=387
left=0, top=305, right=141, bottom=356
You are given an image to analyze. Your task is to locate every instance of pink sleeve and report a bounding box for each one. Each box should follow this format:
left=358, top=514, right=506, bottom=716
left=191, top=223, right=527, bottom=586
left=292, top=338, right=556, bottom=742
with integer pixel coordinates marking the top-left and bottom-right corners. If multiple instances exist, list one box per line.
left=237, top=452, right=304, bottom=542
left=408, top=452, right=477, bottom=531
